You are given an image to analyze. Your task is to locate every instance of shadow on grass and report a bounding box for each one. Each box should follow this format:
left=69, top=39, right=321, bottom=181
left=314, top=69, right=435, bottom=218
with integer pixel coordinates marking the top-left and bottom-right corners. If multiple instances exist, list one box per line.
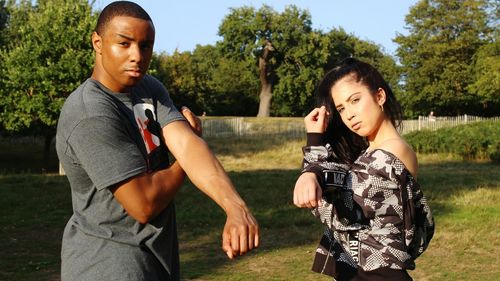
left=176, top=169, right=322, bottom=280
left=418, top=161, right=500, bottom=200
left=1, top=160, right=498, bottom=280
left=0, top=174, right=71, bottom=281
left=176, top=162, right=500, bottom=279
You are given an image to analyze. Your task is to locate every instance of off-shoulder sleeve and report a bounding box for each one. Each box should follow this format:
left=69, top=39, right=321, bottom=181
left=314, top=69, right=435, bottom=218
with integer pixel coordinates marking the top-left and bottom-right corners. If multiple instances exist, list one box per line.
left=312, top=149, right=406, bottom=232
left=347, top=150, right=405, bottom=221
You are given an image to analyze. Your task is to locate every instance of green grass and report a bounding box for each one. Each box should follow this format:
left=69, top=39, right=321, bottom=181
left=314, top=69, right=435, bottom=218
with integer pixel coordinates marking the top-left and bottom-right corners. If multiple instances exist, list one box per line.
left=0, top=174, right=71, bottom=280
left=0, top=137, right=499, bottom=280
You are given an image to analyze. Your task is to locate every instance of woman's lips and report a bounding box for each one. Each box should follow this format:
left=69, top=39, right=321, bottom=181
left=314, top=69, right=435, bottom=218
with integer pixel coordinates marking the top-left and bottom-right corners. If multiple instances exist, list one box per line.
left=351, top=121, right=361, bottom=130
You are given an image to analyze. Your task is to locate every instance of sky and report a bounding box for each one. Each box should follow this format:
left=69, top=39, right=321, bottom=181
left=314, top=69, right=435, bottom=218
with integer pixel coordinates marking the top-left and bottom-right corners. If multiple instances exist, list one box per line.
left=94, top=0, right=418, bottom=56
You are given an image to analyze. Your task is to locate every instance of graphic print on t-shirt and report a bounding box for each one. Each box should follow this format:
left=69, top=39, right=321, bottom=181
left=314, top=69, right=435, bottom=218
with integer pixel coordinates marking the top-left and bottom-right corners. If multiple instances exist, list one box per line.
left=133, top=103, right=161, bottom=154
left=132, top=102, right=170, bottom=172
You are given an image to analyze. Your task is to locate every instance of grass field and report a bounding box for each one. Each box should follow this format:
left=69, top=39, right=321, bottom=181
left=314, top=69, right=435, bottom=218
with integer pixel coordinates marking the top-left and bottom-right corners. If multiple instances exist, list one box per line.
left=0, top=136, right=499, bottom=280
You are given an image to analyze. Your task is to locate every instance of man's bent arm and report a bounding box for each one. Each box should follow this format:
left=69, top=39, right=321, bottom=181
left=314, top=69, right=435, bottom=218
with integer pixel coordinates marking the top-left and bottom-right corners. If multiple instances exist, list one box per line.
left=111, top=109, right=201, bottom=224
left=111, top=161, right=185, bottom=224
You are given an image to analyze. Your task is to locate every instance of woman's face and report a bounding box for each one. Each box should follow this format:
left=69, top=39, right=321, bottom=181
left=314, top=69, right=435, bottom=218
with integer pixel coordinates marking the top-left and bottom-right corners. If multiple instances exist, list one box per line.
left=330, top=76, right=385, bottom=138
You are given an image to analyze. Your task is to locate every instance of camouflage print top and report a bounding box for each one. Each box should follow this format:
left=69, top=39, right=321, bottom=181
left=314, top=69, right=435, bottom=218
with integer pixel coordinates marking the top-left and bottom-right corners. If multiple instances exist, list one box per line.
left=301, top=134, right=434, bottom=275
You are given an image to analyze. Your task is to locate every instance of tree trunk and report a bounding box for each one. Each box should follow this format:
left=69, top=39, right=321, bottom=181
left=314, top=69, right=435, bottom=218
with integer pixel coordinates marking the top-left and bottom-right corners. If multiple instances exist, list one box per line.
left=257, top=41, right=274, bottom=117
left=257, top=83, right=272, bottom=117
left=42, top=133, right=54, bottom=173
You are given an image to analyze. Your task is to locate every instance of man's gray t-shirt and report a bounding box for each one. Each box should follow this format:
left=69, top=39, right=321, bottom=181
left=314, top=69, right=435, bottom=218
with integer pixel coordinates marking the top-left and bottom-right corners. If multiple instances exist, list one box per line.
left=56, top=75, right=185, bottom=281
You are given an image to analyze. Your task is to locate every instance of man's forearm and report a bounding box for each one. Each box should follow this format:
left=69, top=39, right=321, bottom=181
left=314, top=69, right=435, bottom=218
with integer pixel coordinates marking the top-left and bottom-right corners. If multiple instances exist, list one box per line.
left=152, top=160, right=186, bottom=205
left=178, top=137, right=246, bottom=211
left=163, top=121, right=247, bottom=211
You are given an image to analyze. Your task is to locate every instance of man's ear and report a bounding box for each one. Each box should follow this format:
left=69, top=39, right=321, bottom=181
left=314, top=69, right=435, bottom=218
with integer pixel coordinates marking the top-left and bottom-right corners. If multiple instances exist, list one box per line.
left=91, top=31, right=102, bottom=54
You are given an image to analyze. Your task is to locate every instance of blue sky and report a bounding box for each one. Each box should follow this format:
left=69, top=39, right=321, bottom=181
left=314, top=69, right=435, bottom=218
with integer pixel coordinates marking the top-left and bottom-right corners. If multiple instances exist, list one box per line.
left=95, top=0, right=418, bottom=56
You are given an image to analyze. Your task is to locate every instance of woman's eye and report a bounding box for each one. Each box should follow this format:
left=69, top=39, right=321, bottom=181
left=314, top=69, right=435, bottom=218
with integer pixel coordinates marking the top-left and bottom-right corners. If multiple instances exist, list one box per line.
left=337, top=107, right=344, bottom=113
left=119, top=42, right=129, bottom=46
left=352, top=98, right=360, bottom=104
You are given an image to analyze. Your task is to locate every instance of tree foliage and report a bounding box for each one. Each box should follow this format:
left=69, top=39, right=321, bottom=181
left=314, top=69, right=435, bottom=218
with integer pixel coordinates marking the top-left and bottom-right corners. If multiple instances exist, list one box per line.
left=150, top=50, right=199, bottom=112
left=195, top=46, right=259, bottom=116
left=150, top=45, right=259, bottom=116
left=395, top=0, right=497, bottom=117
left=0, top=0, right=96, bottom=135
left=467, top=40, right=500, bottom=108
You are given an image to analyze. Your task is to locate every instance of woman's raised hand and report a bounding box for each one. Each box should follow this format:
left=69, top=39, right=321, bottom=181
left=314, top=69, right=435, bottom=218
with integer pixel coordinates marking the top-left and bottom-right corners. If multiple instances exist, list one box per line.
left=304, top=106, right=329, bottom=133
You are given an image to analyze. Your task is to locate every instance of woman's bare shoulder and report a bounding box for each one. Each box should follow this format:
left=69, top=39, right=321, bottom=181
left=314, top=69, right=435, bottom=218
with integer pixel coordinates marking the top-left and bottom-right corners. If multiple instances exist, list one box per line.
left=378, top=138, right=418, bottom=178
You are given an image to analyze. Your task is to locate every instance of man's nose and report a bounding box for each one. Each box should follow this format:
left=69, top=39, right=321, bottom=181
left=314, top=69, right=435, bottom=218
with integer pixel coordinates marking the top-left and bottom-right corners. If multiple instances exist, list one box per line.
left=129, top=44, right=142, bottom=63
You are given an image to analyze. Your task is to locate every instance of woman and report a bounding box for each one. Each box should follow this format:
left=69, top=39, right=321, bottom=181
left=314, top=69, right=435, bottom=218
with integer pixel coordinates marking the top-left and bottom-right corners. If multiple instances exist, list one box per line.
left=293, top=58, right=434, bottom=281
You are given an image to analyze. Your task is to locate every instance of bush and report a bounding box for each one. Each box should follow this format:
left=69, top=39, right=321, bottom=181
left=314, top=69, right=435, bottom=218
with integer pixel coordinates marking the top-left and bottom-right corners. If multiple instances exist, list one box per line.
left=404, top=121, right=500, bottom=163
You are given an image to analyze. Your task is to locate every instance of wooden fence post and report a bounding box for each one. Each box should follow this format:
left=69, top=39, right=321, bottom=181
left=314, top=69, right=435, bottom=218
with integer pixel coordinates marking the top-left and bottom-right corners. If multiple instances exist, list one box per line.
left=59, top=162, right=65, bottom=175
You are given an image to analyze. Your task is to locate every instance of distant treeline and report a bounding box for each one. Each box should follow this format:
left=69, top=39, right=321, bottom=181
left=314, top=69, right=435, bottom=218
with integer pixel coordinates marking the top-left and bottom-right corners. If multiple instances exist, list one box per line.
left=0, top=0, right=498, bottom=142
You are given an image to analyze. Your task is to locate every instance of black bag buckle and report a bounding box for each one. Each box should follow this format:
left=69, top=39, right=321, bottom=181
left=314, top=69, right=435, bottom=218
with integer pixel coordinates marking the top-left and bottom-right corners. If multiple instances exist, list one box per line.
left=322, top=169, right=347, bottom=194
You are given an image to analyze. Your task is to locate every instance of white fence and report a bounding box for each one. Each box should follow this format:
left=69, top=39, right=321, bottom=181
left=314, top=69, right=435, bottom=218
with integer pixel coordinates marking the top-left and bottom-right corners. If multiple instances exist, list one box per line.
left=400, top=115, right=500, bottom=135
left=201, top=117, right=305, bottom=138
left=201, top=115, right=500, bottom=138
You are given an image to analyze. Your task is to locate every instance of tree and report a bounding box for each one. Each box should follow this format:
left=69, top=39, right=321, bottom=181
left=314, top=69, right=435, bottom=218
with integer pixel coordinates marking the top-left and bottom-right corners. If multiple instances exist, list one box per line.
left=218, top=5, right=317, bottom=117
left=0, top=0, right=9, bottom=124
left=395, top=0, right=495, bottom=117
left=0, top=0, right=96, bottom=169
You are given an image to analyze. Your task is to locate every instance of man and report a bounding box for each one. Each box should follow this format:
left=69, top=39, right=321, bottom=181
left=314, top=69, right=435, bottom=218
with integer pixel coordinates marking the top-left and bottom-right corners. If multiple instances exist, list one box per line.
left=56, top=1, right=259, bottom=280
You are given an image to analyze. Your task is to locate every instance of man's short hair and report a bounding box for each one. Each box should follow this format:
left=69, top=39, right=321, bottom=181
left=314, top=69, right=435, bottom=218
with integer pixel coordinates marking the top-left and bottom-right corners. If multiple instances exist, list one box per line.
left=95, top=1, right=153, bottom=35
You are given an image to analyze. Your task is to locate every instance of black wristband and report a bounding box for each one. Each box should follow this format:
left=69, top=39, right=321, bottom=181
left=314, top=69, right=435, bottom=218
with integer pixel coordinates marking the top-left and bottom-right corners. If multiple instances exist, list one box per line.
left=306, top=133, right=324, bottom=146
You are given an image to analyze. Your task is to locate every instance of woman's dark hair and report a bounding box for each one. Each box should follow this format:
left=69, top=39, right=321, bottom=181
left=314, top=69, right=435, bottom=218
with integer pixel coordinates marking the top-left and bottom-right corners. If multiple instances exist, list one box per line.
left=316, top=57, right=403, bottom=164
left=95, top=1, right=153, bottom=35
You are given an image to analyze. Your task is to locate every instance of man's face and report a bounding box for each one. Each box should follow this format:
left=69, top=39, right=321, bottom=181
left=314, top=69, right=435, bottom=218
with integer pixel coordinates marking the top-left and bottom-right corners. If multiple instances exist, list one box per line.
left=93, top=16, right=155, bottom=92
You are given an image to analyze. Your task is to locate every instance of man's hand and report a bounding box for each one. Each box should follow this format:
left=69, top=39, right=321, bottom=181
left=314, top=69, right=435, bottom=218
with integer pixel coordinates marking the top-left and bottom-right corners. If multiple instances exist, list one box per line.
left=293, top=172, right=322, bottom=208
left=181, top=106, right=202, bottom=137
left=304, top=106, right=329, bottom=133
left=222, top=203, right=259, bottom=259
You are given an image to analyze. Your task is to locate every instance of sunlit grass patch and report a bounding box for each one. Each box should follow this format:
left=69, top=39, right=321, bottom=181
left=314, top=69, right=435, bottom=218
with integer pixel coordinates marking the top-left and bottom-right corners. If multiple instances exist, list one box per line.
left=1, top=135, right=499, bottom=280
